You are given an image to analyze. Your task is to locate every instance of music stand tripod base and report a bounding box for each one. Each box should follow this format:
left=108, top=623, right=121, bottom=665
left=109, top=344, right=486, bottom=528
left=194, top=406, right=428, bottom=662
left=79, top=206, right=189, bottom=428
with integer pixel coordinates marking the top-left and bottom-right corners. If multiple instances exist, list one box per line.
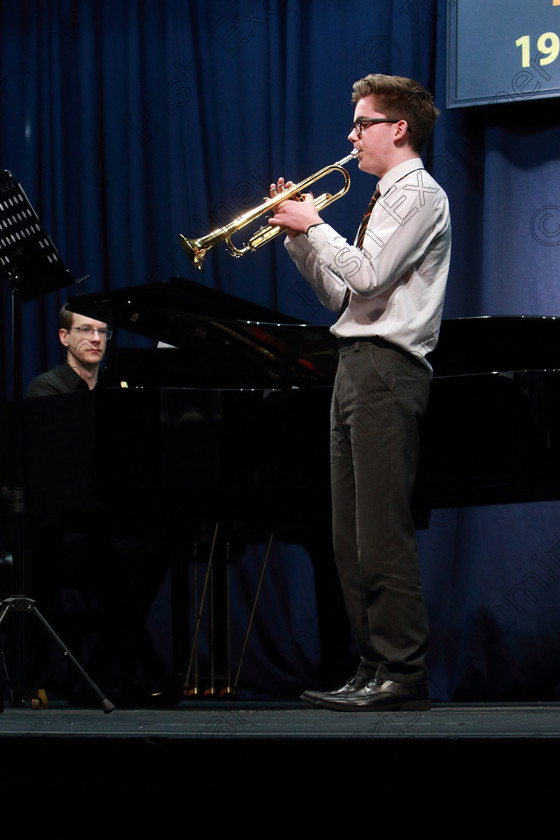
left=0, top=596, right=115, bottom=714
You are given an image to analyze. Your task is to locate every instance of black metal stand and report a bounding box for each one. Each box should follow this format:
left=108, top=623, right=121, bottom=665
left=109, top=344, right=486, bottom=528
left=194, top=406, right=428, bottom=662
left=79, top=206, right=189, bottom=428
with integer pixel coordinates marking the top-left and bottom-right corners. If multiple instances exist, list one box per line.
left=0, top=170, right=114, bottom=714
left=0, top=597, right=114, bottom=713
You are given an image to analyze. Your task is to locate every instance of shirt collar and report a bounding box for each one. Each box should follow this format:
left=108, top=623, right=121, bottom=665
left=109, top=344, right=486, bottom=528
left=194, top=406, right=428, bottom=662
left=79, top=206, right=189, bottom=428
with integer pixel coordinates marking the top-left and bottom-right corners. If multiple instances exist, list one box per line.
left=377, top=157, right=424, bottom=195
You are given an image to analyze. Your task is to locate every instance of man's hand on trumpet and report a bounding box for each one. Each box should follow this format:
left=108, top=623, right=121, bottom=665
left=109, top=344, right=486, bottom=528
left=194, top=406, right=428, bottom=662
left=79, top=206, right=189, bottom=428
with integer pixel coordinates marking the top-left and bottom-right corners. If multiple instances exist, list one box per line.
left=267, top=177, right=323, bottom=239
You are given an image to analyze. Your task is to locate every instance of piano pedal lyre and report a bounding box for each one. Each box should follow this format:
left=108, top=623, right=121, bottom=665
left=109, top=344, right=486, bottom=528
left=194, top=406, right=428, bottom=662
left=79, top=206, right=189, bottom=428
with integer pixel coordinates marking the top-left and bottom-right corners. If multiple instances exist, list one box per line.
left=183, top=525, right=274, bottom=699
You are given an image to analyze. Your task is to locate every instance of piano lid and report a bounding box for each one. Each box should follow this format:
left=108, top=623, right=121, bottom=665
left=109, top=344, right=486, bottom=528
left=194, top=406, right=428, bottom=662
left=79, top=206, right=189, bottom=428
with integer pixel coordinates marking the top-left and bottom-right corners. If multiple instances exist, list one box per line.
left=66, top=275, right=307, bottom=328
left=66, top=275, right=339, bottom=387
left=67, top=278, right=560, bottom=383
left=429, top=314, right=560, bottom=377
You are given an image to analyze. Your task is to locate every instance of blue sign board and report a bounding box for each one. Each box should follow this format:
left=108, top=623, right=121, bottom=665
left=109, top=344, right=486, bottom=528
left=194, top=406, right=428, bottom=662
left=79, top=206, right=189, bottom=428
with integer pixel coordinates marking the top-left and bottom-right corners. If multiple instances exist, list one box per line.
left=447, top=0, right=560, bottom=107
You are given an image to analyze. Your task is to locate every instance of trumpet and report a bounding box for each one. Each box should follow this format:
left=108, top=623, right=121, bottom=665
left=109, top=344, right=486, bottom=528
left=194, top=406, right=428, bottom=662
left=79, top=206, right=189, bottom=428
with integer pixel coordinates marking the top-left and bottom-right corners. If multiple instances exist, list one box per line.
left=179, top=149, right=358, bottom=270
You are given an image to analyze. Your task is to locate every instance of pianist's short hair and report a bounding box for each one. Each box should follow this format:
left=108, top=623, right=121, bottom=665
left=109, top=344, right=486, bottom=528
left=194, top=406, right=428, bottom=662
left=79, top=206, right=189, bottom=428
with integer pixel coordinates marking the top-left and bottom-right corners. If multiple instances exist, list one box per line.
left=351, top=74, right=439, bottom=154
left=59, top=303, right=110, bottom=331
left=59, top=303, right=75, bottom=331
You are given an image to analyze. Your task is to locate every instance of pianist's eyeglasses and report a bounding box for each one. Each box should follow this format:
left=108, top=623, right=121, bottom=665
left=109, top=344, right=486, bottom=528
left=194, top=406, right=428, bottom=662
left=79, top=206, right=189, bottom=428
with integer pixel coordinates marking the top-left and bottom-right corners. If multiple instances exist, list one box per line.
left=71, top=326, right=113, bottom=339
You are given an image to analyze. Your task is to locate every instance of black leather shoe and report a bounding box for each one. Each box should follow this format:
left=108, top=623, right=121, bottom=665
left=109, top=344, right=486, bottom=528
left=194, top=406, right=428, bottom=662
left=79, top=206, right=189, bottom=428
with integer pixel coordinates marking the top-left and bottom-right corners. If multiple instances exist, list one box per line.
left=316, top=678, right=431, bottom=712
left=300, top=674, right=371, bottom=705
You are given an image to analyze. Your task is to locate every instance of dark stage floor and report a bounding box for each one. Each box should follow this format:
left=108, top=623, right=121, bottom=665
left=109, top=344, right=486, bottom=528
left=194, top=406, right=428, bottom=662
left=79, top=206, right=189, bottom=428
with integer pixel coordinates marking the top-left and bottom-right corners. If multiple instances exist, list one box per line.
left=1, top=699, right=559, bottom=833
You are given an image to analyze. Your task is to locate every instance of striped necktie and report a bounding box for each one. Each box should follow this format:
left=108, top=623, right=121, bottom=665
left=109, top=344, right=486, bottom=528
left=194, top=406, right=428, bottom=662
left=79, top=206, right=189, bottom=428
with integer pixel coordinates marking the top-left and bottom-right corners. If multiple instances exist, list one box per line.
left=339, top=186, right=381, bottom=315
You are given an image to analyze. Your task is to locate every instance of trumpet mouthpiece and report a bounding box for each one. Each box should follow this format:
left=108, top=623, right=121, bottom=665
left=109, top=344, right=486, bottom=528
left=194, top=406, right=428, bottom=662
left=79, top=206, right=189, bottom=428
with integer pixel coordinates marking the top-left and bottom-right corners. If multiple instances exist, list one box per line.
left=334, top=149, right=359, bottom=167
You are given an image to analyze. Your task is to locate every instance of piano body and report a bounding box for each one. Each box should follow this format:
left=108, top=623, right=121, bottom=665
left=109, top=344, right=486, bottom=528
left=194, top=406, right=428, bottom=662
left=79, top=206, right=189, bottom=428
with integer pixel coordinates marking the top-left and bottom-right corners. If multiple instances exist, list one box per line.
left=13, top=276, right=560, bottom=688
left=56, top=276, right=560, bottom=521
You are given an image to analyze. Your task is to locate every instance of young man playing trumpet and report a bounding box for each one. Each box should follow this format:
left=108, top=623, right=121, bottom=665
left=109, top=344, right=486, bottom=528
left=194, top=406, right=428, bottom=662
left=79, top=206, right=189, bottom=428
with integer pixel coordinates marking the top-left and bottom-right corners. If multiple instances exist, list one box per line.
left=268, top=74, right=451, bottom=712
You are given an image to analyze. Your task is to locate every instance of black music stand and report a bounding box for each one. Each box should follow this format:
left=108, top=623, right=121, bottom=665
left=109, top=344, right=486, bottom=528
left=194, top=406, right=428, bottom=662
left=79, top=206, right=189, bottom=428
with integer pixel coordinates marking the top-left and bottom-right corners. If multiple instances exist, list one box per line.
left=0, top=170, right=114, bottom=713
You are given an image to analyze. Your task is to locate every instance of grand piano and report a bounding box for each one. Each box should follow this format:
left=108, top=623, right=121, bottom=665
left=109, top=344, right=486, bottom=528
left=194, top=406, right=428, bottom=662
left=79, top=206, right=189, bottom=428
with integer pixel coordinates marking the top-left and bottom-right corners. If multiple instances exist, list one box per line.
left=14, top=275, right=560, bottom=689
left=56, top=274, right=560, bottom=521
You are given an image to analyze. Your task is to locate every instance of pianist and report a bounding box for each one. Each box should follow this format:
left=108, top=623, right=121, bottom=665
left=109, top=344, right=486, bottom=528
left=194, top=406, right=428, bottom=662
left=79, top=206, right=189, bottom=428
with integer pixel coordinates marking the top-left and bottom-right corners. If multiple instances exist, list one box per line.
left=26, top=303, right=108, bottom=396
left=25, top=303, right=170, bottom=706
left=268, top=74, right=451, bottom=711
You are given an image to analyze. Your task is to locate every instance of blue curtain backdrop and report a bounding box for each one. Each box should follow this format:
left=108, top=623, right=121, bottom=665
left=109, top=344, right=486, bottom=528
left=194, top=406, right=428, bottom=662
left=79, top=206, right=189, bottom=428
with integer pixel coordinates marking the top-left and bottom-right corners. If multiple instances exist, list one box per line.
left=2, top=0, right=560, bottom=702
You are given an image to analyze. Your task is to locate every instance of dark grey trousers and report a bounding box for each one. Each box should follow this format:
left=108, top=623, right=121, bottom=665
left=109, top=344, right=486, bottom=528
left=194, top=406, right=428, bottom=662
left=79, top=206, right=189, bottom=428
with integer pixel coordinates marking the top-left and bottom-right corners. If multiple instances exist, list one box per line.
left=330, top=339, right=431, bottom=684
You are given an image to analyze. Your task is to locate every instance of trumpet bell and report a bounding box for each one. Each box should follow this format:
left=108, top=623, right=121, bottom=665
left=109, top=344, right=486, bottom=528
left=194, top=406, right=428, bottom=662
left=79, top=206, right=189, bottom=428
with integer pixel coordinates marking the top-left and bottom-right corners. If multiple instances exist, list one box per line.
left=178, top=235, right=210, bottom=270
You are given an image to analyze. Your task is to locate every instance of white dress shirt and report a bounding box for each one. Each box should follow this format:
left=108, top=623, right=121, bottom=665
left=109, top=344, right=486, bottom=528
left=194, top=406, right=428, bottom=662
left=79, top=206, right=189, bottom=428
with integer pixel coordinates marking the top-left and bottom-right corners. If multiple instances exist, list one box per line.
left=285, top=158, right=451, bottom=371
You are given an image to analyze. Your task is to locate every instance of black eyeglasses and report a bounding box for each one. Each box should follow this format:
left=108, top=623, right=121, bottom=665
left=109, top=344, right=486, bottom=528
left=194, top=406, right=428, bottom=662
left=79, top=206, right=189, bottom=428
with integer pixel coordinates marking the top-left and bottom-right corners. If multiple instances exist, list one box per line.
left=350, top=117, right=407, bottom=138
left=71, top=326, right=113, bottom=339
